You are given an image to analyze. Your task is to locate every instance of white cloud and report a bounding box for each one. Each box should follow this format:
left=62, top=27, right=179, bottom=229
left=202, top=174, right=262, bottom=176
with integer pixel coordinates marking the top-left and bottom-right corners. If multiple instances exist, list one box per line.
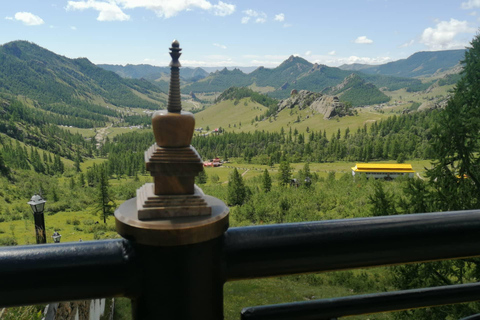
left=66, top=0, right=235, bottom=20
left=304, top=53, right=391, bottom=67
left=328, top=50, right=336, bottom=55
left=420, top=18, right=475, bottom=50
left=341, top=56, right=390, bottom=64
left=212, top=1, right=235, bottom=16
left=213, top=43, right=227, bottom=49
left=5, top=16, right=13, bottom=20
left=70, top=26, right=77, bottom=30
left=468, top=11, right=477, bottom=15
left=399, top=39, right=415, bottom=48
left=274, top=13, right=284, bottom=22
left=244, top=9, right=259, bottom=17
left=354, top=36, right=373, bottom=44
left=305, top=51, right=312, bottom=56
left=66, top=1, right=130, bottom=21
left=242, top=9, right=266, bottom=23
left=181, top=54, right=237, bottom=67
left=283, top=23, right=292, bottom=28
left=14, top=12, right=44, bottom=26
left=461, top=0, right=480, bottom=9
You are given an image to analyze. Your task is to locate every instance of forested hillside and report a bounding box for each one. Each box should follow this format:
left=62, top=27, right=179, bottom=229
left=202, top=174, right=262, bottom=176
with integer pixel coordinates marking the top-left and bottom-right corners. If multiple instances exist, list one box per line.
left=0, top=41, right=166, bottom=129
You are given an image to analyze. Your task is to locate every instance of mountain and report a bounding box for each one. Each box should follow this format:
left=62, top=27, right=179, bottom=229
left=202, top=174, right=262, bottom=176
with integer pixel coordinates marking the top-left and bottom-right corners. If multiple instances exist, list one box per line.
left=337, top=63, right=372, bottom=71
left=181, top=68, right=253, bottom=93
left=322, top=73, right=390, bottom=106
left=183, top=55, right=425, bottom=102
left=340, top=49, right=465, bottom=78
left=201, top=66, right=259, bottom=74
left=0, top=41, right=166, bottom=128
left=98, top=64, right=209, bottom=81
left=250, top=56, right=313, bottom=88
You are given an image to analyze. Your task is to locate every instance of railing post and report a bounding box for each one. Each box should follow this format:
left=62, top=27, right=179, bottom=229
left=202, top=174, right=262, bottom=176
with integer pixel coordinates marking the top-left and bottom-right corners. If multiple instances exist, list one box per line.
left=115, top=40, right=229, bottom=320
left=128, top=234, right=225, bottom=319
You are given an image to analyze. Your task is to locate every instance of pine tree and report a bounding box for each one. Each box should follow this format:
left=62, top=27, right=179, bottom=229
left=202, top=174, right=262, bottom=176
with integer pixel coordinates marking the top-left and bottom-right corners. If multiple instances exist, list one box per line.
left=0, top=151, right=10, bottom=177
left=278, top=161, right=292, bottom=186
left=79, top=173, right=86, bottom=187
left=368, top=181, right=396, bottom=216
left=227, top=168, right=246, bottom=206
left=195, top=168, right=208, bottom=185
left=74, top=150, right=82, bottom=173
left=394, top=33, right=480, bottom=320
left=262, top=169, right=272, bottom=192
left=95, top=166, right=116, bottom=223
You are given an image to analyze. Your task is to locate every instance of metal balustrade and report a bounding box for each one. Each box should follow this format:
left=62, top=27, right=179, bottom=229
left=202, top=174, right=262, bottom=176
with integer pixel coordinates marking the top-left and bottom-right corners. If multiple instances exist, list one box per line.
left=0, top=210, right=480, bottom=319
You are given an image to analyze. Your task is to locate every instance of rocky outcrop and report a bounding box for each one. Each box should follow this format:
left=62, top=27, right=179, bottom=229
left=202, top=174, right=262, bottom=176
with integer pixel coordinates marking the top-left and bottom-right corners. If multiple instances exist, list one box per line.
left=277, top=90, right=347, bottom=119
left=418, top=98, right=449, bottom=111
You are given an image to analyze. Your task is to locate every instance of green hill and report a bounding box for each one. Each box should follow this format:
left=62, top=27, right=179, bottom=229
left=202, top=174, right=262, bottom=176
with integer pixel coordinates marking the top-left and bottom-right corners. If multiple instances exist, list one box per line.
left=323, top=74, right=390, bottom=106
left=195, top=98, right=267, bottom=131
left=0, top=40, right=167, bottom=128
left=183, top=68, right=253, bottom=93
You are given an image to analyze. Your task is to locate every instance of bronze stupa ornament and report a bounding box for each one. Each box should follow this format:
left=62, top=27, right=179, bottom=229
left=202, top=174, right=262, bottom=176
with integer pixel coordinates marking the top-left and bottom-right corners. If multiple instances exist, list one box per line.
left=115, top=40, right=229, bottom=246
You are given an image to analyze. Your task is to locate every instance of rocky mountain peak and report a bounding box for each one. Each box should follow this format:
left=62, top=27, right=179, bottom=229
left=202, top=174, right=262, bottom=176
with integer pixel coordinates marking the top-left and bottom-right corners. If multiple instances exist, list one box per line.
left=277, top=90, right=347, bottom=120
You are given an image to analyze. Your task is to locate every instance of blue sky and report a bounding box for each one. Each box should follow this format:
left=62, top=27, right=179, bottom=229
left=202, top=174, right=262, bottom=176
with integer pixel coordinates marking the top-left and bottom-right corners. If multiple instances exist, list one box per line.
left=1, top=0, right=479, bottom=68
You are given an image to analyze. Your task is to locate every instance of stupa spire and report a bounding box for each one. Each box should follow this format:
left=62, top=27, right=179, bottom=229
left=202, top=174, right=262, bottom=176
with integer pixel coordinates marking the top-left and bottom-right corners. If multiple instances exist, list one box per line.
left=167, top=39, right=182, bottom=113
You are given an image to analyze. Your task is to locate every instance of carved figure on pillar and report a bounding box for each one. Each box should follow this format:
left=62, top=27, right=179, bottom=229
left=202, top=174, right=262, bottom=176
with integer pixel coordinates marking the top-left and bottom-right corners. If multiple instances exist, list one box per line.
left=137, top=40, right=209, bottom=219
left=115, top=40, right=228, bottom=247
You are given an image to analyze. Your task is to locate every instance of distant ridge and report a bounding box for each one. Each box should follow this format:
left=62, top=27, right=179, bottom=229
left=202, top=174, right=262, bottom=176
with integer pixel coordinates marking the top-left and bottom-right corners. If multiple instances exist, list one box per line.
left=98, top=63, right=209, bottom=81
left=339, top=49, right=465, bottom=78
left=183, top=55, right=423, bottom=105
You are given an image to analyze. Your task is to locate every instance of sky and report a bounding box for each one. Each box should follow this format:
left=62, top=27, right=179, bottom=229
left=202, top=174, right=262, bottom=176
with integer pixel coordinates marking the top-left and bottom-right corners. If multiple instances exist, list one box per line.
left=1, top=0, right=480, bottom=68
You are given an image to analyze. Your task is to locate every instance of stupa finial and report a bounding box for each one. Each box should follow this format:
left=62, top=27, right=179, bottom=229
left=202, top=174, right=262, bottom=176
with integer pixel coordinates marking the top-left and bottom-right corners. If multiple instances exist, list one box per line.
left=167, top=40, right=182, bottom=113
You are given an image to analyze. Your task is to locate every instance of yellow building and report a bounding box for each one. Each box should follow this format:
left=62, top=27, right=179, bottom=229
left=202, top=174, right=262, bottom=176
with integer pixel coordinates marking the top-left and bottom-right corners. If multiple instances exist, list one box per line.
left=351, top=163, right=415, bottom=180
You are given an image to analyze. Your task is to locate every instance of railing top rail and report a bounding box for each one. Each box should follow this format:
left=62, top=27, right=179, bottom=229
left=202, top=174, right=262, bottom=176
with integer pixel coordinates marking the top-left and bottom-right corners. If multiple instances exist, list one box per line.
left=225, top=209, right=480, bottom=280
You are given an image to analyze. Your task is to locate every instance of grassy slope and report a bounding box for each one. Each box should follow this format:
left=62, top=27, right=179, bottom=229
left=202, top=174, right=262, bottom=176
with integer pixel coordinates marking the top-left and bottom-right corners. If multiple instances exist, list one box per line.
left=195, top=99, right=389, bottom=137
left=195, top=98, right=267, bottom=130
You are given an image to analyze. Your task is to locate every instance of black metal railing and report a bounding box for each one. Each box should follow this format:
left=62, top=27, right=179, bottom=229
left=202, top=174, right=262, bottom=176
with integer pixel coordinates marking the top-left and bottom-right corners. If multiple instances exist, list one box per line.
left=1, top=209, right=480, bottom=319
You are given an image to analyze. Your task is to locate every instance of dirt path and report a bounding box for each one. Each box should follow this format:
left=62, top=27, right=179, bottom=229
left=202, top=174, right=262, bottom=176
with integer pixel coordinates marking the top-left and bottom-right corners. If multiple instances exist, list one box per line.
left=416, top=172, right=426, bottom=180
left=222, top=169, right=250, bottom=184
left=95, top=124, right=112, bottom=149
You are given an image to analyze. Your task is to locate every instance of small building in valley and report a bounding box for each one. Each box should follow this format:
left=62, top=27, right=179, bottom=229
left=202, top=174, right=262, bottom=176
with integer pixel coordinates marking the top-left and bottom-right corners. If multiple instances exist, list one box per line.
left=351, top=163, right=415, bottom=180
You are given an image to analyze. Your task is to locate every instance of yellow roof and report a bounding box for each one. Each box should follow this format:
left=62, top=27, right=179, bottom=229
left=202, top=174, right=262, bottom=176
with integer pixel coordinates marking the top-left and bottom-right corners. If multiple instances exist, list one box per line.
left=351, top=163, right=415, bottom=173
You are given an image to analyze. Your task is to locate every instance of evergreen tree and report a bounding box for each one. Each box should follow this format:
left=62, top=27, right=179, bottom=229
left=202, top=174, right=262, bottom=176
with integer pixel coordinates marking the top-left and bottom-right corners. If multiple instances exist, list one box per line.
left=95, top=166, right=116, bottom=223
left=79, top=173, right=86, bottom=187
left=368, top=181, right=396, bottom=216
left=227, top=168, right=246, bottom=206
left=301, top=162, right=312, bottom=188
left=0, top=151, right=10, bottom=178
left=195, top=168, right=208, bottom=185
left=278, top=161, right=292, bottom=186
left=262, top=169, right=272, bottom=192
left=74, top=150, right=82, bottom=173
left=394, top=33, right=480, bottom=320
